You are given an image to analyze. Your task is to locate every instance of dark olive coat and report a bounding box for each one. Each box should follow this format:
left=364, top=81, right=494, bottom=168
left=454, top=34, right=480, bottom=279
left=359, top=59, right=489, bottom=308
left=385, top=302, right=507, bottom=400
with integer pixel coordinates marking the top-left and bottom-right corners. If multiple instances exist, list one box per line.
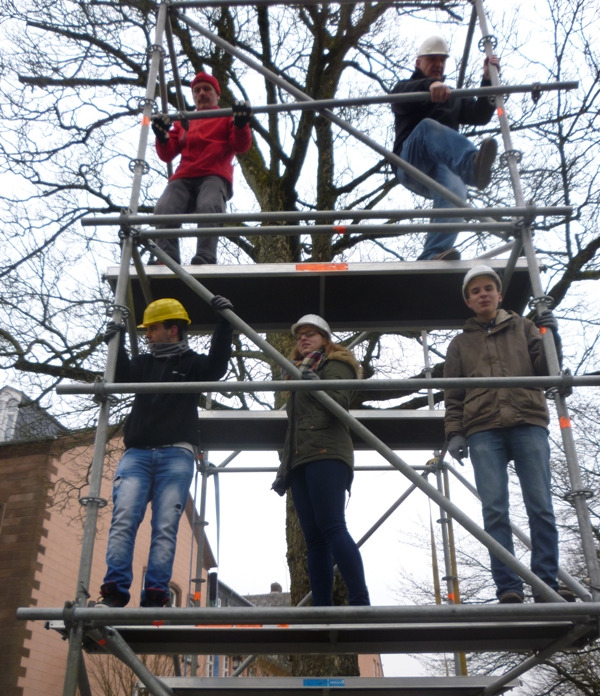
left=272, top=351, right=359, bottom=495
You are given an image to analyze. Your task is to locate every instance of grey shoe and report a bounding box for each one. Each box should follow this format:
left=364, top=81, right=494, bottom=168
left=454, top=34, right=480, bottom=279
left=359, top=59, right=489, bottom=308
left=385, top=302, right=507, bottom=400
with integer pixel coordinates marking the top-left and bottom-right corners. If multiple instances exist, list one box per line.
left=473, top=138, right=498, bottom=189
left=190, top=255, right=216, bottom=265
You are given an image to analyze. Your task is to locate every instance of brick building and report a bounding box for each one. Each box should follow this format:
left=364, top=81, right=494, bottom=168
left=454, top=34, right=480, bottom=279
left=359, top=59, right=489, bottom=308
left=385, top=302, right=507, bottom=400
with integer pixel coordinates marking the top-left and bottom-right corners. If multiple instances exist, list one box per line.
left=0, top=386, right=213, bottom=696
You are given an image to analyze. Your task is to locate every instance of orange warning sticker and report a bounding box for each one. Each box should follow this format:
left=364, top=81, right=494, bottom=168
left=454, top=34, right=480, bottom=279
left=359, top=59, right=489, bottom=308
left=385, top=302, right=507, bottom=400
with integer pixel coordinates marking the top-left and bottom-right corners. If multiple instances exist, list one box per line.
left=540, top=326, right=547, bottom=335
left=497, top=107, right=505, bottom=117
left=296, top=263, right=349, bottom=272
left=97, top=638, right=107, bottom=646
left=236, top=624, right=263, bottom=628
left=142, top=116, right=151, bottom=126
left=333, top=225, right=347, bottom=234
left=277, top=624, right=290, bottom=628
left=559, top=416, right=572, bottom=430
left=153, top=620, right=165, bottom=627
left=193, top=592, right=201, bottom=601
left=447, top=593, right=455, bottom=601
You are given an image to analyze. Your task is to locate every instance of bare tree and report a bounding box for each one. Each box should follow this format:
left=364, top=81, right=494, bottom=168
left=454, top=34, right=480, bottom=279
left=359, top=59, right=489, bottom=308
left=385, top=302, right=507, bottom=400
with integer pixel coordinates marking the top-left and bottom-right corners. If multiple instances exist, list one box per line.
left=1, top=0, right=599, bottom=682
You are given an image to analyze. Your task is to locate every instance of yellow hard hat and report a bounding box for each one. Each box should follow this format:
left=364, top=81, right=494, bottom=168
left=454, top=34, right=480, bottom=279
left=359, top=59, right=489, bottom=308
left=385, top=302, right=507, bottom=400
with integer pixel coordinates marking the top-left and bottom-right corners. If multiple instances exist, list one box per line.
left=138, top=298, right=191, bottom=328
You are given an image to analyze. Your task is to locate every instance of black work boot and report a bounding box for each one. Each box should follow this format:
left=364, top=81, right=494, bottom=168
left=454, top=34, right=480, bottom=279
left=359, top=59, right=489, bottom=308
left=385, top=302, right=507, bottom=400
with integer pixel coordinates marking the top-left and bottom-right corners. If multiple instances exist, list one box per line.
left=141, top=588, right=170, bottom=608
left=473, top=138, right=498, bottom=189
left=95, top=582, right=129, bottom=608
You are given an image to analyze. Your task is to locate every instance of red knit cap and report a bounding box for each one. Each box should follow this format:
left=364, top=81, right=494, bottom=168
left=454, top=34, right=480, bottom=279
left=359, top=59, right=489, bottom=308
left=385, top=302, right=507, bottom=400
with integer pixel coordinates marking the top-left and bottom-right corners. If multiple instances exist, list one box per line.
left=190, top=72, right=221, bottom=96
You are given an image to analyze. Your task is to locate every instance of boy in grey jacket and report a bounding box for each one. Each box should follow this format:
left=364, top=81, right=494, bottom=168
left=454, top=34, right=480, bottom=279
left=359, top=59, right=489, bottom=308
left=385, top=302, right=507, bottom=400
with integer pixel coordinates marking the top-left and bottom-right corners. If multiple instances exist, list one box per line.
left=444, top=265, right=572, bottom=603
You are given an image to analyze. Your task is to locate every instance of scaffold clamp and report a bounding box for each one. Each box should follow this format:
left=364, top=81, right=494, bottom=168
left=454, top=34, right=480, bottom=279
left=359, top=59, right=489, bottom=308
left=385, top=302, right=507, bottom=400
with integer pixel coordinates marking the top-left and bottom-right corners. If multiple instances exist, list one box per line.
left=137, top=97, right=158, bottom=114
left=129, top=158, right=150, bottom=175
left=178, top=110, right=190, bottom=132
left=478, top=35, right=498, bottom=52
left=531, top=83, right=542, bottom=104
left=564, top=488, right=595, bottom=503
left=529, top=295, right=554, bottom=310
left=500, top=149, right=523, bottom=167
left=146, top=44, right=165, bottom=60
left=515, top=201, right=537, bottom=229
left=119, top=207, right=132, bottom=238
left=79, top=496, right=109, bottom=509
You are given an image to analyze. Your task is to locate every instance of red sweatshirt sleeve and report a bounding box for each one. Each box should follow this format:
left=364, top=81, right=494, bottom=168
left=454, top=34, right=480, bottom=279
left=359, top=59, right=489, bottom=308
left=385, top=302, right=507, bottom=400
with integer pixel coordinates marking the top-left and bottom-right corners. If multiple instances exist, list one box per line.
left=155, top=121, right=184, bottom=163
left=229, top=120, right=252, bottom=154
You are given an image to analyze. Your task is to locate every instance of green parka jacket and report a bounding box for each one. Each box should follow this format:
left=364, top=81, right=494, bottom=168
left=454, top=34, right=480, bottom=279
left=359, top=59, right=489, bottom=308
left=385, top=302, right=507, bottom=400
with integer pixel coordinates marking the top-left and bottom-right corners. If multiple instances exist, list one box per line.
left=272, top=348, right=360, bottom=495
left=444, top=309, right=550, bottom=439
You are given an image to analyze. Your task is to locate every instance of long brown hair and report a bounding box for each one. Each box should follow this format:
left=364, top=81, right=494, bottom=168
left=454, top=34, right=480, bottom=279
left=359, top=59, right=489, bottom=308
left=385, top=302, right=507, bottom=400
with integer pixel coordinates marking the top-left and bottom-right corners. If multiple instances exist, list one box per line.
left=289, top=331, right=361, bottom=378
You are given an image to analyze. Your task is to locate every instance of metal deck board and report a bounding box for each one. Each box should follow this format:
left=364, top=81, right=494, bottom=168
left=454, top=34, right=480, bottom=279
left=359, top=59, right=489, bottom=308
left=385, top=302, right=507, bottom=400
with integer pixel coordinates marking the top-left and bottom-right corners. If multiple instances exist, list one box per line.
left=156, top=676, right=521, bottom=695
left=76, top=621, right=595, bottom=656
left=104, top=259, right=533, bottom=333
left=196, top=409, right=445, bottom=450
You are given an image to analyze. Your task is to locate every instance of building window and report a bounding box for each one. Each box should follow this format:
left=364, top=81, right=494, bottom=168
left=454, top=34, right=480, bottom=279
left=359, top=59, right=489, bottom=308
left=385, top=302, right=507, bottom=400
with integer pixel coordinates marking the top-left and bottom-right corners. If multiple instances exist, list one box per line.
left=223, top=655, right=230, bottom=677
left=169, top=583, right=182, bottom=607
left=207, top=655, right=215, bottom=677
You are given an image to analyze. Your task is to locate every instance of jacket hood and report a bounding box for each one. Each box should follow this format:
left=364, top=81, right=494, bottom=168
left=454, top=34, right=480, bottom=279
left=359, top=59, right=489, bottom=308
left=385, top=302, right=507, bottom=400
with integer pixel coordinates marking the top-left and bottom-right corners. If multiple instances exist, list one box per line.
left=322, top=344, right=362, bottom=379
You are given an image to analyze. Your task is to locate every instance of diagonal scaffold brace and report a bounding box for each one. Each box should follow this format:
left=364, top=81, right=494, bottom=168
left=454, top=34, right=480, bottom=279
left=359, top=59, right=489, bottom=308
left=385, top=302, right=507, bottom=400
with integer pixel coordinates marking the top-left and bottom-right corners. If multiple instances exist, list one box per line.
left=144, top=236, right=565, bottom=604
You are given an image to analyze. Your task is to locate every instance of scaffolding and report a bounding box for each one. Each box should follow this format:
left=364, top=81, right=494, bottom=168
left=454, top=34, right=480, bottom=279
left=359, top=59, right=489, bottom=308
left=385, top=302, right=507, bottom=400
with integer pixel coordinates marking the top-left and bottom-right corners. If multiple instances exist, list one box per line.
left=16, top=1, right=600, bottom=695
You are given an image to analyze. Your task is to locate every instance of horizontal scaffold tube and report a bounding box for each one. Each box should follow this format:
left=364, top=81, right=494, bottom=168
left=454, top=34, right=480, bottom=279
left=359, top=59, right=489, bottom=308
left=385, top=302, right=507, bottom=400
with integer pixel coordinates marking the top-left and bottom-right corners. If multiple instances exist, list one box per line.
left=56, top=375, right=600, bottom=396
left=17, top=602, right=600, bottom=625
left=206, top=465, right=430, bottom=473
left=138, top=222, right=514, bottom=239
left=81, top=205, right=573, bottom=227
left=159, top=82, right=578, bottom=121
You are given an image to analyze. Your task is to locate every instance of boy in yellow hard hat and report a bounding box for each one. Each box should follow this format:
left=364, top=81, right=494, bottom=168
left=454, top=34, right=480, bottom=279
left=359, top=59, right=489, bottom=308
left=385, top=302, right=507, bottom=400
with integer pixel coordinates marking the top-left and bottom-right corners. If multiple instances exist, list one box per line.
left=97, top=295, right=233, bottom=608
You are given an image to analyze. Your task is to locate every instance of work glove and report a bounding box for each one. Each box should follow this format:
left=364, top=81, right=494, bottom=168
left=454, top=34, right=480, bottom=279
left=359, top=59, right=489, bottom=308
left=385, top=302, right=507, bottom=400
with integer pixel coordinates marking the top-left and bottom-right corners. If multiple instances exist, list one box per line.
left=534, top=309, right=559, bottom=337
left=534, top=309, right=563, bottom=364
left=300, top=370, right=320, bottom=380
left=151, top=114, right=172, bottom=144
left=102, top=321, right=126, bottom=345
left=232, top=100, right=252, bottom=129
left=447, top=434, right=468, bottom=463
left=211, top=295, right=234, bottom=313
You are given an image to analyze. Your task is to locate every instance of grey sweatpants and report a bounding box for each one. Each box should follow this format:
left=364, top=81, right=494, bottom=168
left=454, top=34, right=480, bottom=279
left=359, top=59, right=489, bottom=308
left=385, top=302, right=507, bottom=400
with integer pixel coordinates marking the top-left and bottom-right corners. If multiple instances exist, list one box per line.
left=153, top=175, right=229, bottom=264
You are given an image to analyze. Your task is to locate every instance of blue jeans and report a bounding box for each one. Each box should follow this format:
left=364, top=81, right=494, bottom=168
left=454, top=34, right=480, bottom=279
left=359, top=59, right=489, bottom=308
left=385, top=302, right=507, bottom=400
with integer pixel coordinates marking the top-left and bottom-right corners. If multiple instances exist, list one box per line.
left=468, top=426, right=559, bottom=599
left=104, top=447, right=195, bottom=604
left=290, top=460, right=370, bottom=606
left=396, top=119, right=477, bottom=259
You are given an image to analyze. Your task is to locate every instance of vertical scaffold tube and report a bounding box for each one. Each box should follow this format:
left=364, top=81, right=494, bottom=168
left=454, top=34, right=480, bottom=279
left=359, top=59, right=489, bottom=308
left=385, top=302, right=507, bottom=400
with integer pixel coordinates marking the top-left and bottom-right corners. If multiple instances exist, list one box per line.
left=145, top=240, right=564, bottom=603
left=61, top=6, right=170, bottom=696
left=474, top=0, right=600, bottom=601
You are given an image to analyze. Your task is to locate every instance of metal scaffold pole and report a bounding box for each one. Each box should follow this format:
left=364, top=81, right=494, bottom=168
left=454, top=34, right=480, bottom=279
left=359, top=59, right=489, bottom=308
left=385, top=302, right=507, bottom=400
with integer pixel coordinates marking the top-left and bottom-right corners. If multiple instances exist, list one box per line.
left=474, top=0, right=600, bottom=601
left=144, top=239, right=565, bottom=603
left=59, top=4, right=170, bottom=695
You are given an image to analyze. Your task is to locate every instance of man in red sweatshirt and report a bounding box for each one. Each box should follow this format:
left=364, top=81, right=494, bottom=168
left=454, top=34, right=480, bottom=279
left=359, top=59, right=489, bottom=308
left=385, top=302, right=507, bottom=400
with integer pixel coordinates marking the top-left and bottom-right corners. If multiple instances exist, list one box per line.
left=150, top=72, right=252, bottom=265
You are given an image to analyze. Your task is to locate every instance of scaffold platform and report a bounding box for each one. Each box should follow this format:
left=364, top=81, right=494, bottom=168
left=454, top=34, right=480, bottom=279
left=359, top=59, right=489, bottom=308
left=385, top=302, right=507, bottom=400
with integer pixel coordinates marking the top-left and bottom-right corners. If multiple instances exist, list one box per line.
left=146, top=675, right=522, bottom=695
left=46, top=613, right=598, bottom=656
left=105, top=259, right=533, bottom=333
left=196, top=409, right=445, bottom=450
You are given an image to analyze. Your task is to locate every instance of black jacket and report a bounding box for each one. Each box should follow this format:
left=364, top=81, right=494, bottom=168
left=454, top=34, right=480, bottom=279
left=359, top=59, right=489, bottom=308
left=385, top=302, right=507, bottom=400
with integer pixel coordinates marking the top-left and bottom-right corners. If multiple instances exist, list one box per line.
left=392, top=68, right=495, bottom=155
left=115, top=321, right=233, bottom=449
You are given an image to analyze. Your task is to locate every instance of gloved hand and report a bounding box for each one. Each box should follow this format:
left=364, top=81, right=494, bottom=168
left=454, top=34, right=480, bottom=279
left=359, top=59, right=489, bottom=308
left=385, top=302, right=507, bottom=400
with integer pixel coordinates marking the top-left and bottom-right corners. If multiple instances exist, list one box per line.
left=447, top=434, right=468, bottom=463
left=211, top=295, right=234, bottom=313
left=232, top=100, right=252, bottom=129
left=534, top=309, right=559, bottom=337
left=151, top=114, right=172, bottom=144
left=300, top=370, right=320, bottom=380
left=103, top=321, right=126, bottom=345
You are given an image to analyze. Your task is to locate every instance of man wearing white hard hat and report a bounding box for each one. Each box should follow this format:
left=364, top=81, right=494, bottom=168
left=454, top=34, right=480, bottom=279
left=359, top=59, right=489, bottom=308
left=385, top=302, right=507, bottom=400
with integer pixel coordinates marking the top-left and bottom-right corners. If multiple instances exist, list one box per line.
left=443, top=266, right=574, bottom=603
left=96, top=295, right=234, bottom=609
left=391, top=37, right=500, bottom=260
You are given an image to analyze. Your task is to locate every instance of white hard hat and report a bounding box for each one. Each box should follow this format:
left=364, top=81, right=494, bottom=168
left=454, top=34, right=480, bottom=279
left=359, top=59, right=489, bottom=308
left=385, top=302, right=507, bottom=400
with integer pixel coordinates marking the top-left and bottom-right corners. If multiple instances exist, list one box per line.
left=462, top=265, right=503, bottom=301
left=291, top=314, right=332, bottom=338
left=418, top=36, right=450, bottom=58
